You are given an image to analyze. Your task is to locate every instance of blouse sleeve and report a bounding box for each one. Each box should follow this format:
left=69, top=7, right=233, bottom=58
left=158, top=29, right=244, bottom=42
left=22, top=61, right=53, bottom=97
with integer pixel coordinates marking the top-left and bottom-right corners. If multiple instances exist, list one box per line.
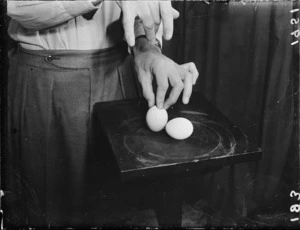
left=7, top=0, right=102, bottom=31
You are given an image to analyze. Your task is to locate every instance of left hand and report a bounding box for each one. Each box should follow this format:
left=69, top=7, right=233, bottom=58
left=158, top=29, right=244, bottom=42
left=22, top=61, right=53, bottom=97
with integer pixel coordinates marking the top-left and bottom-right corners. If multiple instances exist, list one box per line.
left=115, top=1, right=179, bottom=46
left=133, top=38, right=199, bottom=109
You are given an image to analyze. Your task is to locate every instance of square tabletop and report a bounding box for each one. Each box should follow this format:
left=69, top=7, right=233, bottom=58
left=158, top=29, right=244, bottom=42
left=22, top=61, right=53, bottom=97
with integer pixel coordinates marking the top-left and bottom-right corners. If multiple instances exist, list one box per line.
left=92, top=92, right=262, bottom=182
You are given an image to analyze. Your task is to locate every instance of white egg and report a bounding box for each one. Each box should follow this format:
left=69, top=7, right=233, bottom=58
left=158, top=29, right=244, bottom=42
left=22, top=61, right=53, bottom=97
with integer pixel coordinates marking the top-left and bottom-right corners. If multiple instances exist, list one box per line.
left=166, top=117, right=194, bottom=140
left=146, top=106, right=168, bottom=132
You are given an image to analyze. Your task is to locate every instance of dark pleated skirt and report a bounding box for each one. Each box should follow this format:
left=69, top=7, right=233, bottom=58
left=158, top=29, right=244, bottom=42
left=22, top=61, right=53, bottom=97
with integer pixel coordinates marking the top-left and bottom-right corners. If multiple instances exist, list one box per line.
left=5, top=43, right=139, bottom=227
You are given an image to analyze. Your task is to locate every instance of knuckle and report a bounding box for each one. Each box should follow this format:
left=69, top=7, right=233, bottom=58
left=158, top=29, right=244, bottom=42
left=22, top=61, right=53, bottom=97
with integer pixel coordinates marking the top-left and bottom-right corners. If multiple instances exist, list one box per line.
left=183, top=70, right=190, bottom=77
left=176, top=82, right=184, bottom=90
left=153, top=59, right=163, bottom=67
left=159, top=84, right=168, bottom=91
left=142, top=19, right=155, bottom=29
left=144, top=24, right=155, bottom=30
left=168, top=97, right=177, bottom=105
left=187, top=72, right=194, bottom=79
left=144, top=22, right=155, bottom=29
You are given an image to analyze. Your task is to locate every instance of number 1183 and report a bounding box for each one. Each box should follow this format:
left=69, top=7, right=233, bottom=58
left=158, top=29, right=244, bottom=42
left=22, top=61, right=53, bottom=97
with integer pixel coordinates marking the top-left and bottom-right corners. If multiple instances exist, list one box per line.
left=290, top=190, right=300, bottom=222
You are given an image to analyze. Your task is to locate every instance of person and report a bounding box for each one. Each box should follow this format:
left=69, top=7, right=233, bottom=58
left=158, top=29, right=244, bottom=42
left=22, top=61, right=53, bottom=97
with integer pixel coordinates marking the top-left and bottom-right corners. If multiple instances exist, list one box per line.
left=5, top=0, right=199, bottom=227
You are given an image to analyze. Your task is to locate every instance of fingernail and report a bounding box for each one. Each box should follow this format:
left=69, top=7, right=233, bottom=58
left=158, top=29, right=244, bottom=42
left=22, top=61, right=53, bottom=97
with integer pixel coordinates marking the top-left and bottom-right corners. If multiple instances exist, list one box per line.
left=183, top=97, right=189, bottom=104
left=148, top=100, right=154, bottom=108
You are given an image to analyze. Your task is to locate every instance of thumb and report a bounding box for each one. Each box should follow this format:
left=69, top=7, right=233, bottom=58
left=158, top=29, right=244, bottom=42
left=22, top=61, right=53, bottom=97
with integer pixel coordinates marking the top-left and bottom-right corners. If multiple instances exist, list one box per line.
left=123, top=14, right=136, bottom=47
left=172, top=8, right=180, bottom=19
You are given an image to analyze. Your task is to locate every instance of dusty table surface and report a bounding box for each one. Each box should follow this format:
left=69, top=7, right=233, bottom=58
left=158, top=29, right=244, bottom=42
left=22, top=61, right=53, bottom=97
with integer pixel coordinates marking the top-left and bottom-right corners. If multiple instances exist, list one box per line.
left=92, top=92, right=262, bottom=182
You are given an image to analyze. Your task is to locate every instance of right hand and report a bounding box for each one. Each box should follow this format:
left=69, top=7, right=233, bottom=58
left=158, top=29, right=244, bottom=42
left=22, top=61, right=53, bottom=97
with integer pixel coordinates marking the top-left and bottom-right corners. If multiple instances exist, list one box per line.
left=133, top=38, right=199, bottom=109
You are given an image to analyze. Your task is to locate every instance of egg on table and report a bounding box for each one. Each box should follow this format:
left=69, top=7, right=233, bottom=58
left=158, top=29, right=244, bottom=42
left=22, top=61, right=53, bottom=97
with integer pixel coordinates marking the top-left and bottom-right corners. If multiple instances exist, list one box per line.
left=166, top=117, right=194, bottom=140
left=146, top=106, right=168, bottom=132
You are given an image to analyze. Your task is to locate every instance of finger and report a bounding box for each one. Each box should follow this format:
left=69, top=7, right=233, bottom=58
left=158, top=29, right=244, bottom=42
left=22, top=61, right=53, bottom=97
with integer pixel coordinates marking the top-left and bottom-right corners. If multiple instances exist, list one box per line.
left=139, top=6, right=156, bottom=44
left=139, top=71, right=155, bottom=107
left=160, top=1, right=174, bottom=40
left=149, top=2, right=162, bottom=34
left=154, top=68, right=169, bottom=109
left=148, top=1, right=161, bottom=25
left=163, top=74, right=184, bottom=109
left=122, top=12, right=136, bottom=47
left=142, top=18, right=156, bottom=44
left=181, top=62, right=199, bottom=85
left=172, top=8, right=180, bottom=19
left=182, top=72, right=193, bottom=104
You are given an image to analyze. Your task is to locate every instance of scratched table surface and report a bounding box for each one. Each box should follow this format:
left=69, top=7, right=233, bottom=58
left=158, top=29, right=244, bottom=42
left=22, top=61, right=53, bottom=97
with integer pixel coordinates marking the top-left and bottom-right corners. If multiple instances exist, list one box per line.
left=92, top=92, right=262, bottom=182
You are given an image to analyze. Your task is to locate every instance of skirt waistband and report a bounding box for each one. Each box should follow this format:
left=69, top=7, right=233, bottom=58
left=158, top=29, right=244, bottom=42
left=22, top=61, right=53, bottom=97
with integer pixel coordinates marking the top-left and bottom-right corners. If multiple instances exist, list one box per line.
left=16, top=42, right=129, bottom=69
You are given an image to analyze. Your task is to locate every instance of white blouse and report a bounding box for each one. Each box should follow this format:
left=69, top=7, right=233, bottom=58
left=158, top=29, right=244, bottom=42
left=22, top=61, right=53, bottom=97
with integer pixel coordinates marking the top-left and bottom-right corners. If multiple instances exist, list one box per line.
left=7, top=0, right=163, bottom=50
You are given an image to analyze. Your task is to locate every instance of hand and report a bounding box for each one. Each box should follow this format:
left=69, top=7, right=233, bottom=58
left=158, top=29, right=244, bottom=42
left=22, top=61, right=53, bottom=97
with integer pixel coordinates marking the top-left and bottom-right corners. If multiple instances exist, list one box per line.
left=133, top=38, right=199, bottom=110
left=115, top=1, right=180, bottom=46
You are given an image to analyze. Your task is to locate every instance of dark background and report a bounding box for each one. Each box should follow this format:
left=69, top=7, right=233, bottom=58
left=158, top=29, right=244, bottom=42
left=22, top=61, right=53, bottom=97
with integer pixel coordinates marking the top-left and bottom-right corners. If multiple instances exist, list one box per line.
left=162, top=0, right=299, bottom=219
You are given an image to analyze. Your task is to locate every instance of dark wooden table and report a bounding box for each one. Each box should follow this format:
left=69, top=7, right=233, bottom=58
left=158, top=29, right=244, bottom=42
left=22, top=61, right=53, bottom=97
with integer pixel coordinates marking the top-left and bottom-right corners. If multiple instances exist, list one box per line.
left=90, top=92, right=262, bottom=227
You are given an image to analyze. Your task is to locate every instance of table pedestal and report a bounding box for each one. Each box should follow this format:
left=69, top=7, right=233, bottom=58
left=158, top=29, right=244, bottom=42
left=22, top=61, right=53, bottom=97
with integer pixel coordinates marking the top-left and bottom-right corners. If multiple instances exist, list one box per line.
left=155, top=181, right=183, bottom=227
left=92, top=92, right=262, bottom=227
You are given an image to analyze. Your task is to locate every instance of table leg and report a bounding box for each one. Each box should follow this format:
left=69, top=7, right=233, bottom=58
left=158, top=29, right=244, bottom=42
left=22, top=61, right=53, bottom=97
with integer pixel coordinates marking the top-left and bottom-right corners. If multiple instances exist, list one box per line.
left=155, top=188, right=183, bottom=227
left=222, top=164, right=238, bottom=225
